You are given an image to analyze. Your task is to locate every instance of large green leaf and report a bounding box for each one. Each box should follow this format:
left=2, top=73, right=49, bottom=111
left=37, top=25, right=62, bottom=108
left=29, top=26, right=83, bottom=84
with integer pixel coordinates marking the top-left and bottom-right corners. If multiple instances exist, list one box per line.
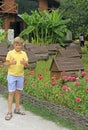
left=20, top=26, right=35, bottom=37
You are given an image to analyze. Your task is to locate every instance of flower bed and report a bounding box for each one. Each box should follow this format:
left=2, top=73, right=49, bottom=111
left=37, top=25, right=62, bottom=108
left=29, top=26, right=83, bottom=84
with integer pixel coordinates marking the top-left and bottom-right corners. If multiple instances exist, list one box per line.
left=23, top=68, right=88, bottom=115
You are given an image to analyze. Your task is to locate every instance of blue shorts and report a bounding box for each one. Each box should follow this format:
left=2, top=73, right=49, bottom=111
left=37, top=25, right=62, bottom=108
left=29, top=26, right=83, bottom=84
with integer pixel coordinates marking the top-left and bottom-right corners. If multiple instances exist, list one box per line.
left=7, top=74, right=24, bottom=92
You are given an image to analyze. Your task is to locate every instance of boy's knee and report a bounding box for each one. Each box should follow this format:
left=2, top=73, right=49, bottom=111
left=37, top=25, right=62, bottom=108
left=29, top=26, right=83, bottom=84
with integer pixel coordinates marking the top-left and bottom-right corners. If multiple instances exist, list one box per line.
left=9, top=92, right=15, bottom=96
left=16, top=89, right=21, bottom=94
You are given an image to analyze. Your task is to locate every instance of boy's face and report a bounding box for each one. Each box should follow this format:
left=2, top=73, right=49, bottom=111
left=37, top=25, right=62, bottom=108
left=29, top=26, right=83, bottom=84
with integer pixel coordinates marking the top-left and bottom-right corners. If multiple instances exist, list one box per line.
left=13, top=42, right=23, bottom=52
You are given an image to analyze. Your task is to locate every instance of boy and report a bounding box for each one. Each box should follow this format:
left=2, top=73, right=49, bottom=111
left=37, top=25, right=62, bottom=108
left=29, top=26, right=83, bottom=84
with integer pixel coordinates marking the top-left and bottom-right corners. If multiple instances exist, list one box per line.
left=4, top=36, right=28, bottom=120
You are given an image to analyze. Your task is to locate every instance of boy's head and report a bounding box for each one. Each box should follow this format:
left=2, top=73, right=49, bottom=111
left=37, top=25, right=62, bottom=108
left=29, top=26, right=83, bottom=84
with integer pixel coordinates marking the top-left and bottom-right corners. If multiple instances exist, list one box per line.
left=13, top=37, right=23, bottom=44
left=13, top=37, right=23, bottom=52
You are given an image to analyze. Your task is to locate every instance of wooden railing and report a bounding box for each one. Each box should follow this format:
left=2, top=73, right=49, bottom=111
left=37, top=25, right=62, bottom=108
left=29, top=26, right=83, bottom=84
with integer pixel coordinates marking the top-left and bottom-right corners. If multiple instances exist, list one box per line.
left=0, top=2, right=18, bottom=14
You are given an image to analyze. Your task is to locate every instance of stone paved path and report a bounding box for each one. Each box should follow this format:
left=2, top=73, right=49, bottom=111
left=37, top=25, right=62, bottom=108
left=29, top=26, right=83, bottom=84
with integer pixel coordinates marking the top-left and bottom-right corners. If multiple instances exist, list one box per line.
left=0, top=95, right=70, bottom=130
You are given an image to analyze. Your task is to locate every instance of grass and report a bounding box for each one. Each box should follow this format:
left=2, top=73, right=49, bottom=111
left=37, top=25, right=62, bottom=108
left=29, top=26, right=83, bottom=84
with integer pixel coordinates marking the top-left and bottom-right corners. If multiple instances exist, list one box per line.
left=22, top=100, right=87, bottom=130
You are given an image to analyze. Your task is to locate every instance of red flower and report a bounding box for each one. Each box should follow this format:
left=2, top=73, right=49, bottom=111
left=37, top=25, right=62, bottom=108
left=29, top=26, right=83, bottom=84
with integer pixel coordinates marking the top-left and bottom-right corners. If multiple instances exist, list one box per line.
left=75, top=81, right=80, bottom=86
left=37, top=74, right=43, bottom=80
left=62, top=76, right=67, bottom=80
left=24, top=81, right=28, bottom=85
left=51, top=81, right=57, bottom=86
left=72, top=77, right=76, bottom=81
left=76, top=97, right=81, bottom=102
left=81, top=71, right=87, bottom=77
left=67, top=76, right=76, bottom=81
left=62, top=85, right=67, bottom=91
left=27, top=70, right=35, bottom=75
left=85, top=87, right=88, bottom=92
left=85, top=77, right=88, bottom=82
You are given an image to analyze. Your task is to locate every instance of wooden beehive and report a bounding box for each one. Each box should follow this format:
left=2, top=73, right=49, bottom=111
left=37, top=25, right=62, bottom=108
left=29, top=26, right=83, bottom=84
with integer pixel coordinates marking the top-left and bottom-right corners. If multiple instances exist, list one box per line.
left=56, top=47, right=80, bottom=58
left=24, top=43, right=38, bottom=51
left=47, top=43, right=61, bottom=55
left=26, top=50, right=37, bottom=69
left=50, top=57, right=84, bottom=79
left=66, top=44, right=82, bottom=58
left=30, top=45, right=49, bottom=60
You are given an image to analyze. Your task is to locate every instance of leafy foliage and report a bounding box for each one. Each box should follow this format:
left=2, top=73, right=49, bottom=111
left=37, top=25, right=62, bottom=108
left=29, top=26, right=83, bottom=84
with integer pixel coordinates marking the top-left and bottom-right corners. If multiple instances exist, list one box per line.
left=20, top=9, right=70, bottom=46
left=0, top=18, right=7, bottom=43
left=0, top=19, right=2, bottom=29
left=60, top=0, right=88, bottom=39
left=0, top=66, right=7, bottom=85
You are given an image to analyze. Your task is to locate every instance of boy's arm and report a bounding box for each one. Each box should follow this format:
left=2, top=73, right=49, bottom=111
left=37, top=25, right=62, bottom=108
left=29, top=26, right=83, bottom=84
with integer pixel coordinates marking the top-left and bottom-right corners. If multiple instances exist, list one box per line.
left=4, top=61, right=11, bottom=67
left=4, top=59, right=17, bottom=67
left=24, top=62, right=29, bottom=68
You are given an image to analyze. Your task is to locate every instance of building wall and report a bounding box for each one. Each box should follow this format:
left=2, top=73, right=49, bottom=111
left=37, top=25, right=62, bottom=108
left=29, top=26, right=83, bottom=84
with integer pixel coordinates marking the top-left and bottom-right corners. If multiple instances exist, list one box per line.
left=2, top=0, right=17, bottom=12
left=1, top=0, right=17, bottom=30
left=3, top=0, right=15, bottom=3
left=3, top=14, right=15, bottom=30
left=38, top=0, right=48, bottom=10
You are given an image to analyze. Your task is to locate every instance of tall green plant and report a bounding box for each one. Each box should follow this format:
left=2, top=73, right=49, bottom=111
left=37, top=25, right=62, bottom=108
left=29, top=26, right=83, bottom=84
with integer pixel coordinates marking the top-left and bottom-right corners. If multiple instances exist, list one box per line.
left=20, top=9, right=70, bottom=46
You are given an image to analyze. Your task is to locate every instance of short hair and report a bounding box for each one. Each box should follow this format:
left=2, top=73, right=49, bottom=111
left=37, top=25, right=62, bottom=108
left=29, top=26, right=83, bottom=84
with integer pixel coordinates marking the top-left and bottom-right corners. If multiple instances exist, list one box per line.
left=13, top=37, right=23, bottom=44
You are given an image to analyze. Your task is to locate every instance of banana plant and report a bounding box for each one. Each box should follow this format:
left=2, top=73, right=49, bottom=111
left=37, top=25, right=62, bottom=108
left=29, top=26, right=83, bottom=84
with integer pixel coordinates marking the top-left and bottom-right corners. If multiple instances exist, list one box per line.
left=20, top=9, right=70, bottom=46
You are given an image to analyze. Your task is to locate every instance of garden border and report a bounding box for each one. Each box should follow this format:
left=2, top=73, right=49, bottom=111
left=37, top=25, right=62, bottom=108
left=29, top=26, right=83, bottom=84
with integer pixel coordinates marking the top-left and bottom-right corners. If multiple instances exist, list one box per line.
left=0, top=85, right=88, bottom=129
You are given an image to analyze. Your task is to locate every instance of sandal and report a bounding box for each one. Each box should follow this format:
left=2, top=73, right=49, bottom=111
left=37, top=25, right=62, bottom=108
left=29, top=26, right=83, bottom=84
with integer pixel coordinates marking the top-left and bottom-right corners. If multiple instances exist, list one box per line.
left=14, top=109, right=26, bottom=115
left=5, top=112, right=12, bottom=120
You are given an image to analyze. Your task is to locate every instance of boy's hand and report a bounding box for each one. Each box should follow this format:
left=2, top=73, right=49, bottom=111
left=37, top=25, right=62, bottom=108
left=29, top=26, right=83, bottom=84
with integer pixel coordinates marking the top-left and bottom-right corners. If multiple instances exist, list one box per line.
left=20, top=58, right=25, bottom=65
left=10, top=59, right=17, bottom=65
left=20, top=58, right=28, bottom=67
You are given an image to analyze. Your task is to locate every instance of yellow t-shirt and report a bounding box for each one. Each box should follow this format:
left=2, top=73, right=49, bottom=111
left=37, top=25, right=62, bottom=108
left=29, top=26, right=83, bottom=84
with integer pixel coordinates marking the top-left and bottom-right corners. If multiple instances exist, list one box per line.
left=6, top=49, right=28, bottom=76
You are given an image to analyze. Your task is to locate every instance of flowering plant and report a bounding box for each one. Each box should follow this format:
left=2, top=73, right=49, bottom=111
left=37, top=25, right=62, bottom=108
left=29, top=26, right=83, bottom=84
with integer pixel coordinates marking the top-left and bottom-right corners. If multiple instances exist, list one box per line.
left=24, top=64, right=88, bottom=115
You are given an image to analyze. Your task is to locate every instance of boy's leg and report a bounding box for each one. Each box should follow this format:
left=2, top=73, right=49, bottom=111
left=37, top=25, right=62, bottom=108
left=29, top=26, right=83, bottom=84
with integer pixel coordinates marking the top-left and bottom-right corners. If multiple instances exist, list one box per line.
left=5, top=92, right=14, bottom=120
left=14, top=89, right=25, bottom=115
left=8, top=92, right=15, bottom=113
left=14, top=76, right=25, bottom=115
left=15, top=89, right=21, bottom=110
